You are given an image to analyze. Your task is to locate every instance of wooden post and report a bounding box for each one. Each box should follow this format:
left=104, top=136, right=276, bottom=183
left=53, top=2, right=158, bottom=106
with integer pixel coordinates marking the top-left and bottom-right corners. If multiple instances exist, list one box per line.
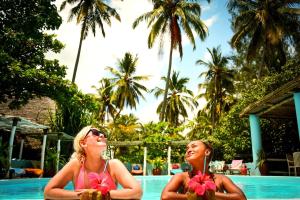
left=41, top=129, right=48, bottom=173
left=56, top=135, right=61, bottom=173
left=8, top=117, right=19, bottom=169
left=167, top=146, right=171, bottom=175
left=18, top=138, right=24, bottom=160
left=143, top=147, right=147, bottom=176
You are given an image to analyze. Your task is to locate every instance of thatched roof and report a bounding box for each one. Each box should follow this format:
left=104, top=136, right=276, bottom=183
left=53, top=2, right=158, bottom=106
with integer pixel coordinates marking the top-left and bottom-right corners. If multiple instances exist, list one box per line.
left=0, top=115, right=49, bottom=134
left=0, top=97, right=56, bottom=126
left=240, top=76, right=300, bottom=118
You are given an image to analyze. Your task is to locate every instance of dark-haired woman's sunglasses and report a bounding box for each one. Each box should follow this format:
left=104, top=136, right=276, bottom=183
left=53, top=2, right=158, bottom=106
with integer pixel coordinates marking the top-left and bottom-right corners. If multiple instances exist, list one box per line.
left=84, top=129, right=107, bottom=139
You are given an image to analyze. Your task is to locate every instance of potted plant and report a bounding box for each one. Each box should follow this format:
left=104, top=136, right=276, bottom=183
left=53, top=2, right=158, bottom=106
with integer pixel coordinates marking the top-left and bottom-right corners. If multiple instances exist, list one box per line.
left=151, top=157, right=165, bottom=175
left=256, top=149, right=268, bottom=175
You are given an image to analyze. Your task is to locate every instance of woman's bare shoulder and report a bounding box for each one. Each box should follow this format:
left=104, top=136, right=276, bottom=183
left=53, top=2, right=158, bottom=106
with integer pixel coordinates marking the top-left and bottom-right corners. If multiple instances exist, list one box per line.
left=213, top=173, right=235, bottom=184
left=213, top=173, right=226, bottom=180
left=66, top=158, right=81, bottom=169
left=108, top=158, right=123, bottom=165
left=172, top=171, right=189, bottom=180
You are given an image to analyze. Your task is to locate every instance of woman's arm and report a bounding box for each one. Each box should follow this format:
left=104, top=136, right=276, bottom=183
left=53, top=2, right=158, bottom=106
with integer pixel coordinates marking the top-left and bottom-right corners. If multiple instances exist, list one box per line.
left=109, top=159, right=143, bottom=199
left=215, top=175, right=247, bottom=200
left=161, top=173, right=187, bottom=200
left=44, top=159, right=82, bottom=199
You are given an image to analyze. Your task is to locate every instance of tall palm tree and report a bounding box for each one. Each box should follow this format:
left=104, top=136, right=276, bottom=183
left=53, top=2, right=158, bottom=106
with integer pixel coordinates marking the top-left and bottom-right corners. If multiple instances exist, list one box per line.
left=60, top=0, right=120, bottom=83
left=196, top=46, right=235, bottom=126
left=228, top=0, right=300, bottom=74
left=153, top=71, right=198, bottom=127
left=106, top=52, right=149, bottom=116
left=93, top=78, right=117, bottom=124
left=133, top=0, right=208, bottom=121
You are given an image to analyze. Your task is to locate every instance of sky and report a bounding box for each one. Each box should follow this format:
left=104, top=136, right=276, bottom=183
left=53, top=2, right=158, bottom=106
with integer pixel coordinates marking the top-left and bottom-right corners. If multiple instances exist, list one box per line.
left=47, top=0, right=234, bottom=123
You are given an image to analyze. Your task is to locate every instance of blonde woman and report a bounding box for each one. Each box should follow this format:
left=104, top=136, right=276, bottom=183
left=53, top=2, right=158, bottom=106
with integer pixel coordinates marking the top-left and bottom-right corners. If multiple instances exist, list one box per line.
left=44, top=126, right=142, bottom=199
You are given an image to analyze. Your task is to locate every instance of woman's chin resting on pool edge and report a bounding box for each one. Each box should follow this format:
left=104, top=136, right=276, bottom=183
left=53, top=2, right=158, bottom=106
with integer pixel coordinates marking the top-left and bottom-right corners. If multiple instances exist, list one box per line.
left=44, top=126, right=143, bottom=200
left=161, top=140, right=247, bottom=200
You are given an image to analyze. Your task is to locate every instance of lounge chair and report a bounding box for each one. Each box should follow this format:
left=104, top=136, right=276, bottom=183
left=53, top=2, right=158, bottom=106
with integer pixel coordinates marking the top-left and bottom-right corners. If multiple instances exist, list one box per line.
left=211, top=160, right=225, bottom=174
left=10, top=159, right=43, bottom=178
left=131, top=164, right=143, bottom=175
left=286, top=154, right=295, bottom=176
left=293, top=152, right=300, bottom=176
left=228, top=160, right=243, bottom=174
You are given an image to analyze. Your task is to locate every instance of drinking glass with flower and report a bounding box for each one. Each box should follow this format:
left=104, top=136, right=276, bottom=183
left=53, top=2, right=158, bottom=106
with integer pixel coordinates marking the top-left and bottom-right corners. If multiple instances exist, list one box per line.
left=187, top=171, right=216, bottom=200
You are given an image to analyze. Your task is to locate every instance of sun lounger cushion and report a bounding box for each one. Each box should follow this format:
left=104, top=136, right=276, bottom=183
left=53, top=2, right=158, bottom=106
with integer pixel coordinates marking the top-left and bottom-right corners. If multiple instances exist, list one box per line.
left=24, top=168, right=43, bottom=176
left=172, top=163, right=180, bottom=169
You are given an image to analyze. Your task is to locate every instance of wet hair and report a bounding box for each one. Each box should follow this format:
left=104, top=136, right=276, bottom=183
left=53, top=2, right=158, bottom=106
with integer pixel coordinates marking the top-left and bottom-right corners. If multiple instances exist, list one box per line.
left=199, top=140, right=214, bottom=162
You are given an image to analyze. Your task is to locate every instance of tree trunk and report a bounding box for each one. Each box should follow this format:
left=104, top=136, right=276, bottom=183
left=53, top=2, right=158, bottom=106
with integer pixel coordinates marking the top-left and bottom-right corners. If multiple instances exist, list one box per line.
left=161, top=43, right=173, bottom=121
left=72, top=19, right=87, bottom=83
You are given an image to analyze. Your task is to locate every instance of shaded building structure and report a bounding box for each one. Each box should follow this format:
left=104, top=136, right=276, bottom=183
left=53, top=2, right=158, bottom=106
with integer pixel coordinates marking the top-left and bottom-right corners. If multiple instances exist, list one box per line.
left=0, top=97, right=73, bottom=177
left=240, top=76, right=300, bottom=175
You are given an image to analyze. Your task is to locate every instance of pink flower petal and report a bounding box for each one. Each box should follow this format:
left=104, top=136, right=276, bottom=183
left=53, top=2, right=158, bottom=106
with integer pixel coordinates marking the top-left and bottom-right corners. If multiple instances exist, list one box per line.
left=194, top=184, right=206, bottom=196
left=204, top=181, right=217, bottom=191
left=188, top=171, right=217, bottom=197
left=88, top=172, right=101, bottom=189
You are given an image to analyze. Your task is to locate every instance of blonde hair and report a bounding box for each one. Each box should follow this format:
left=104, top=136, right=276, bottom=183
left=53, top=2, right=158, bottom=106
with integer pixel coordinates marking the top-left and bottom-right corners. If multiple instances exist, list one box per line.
left=71, top=125, right=92, bottom=162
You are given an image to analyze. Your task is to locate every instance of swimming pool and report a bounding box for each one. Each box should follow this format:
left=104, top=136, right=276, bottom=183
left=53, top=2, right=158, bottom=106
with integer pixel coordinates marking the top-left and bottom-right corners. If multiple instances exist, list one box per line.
left=0, top=175, right=300, bottom=199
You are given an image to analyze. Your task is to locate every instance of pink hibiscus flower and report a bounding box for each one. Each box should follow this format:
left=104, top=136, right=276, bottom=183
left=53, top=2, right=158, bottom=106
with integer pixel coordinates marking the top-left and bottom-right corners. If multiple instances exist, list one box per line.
left=188, top=171, right=216, bottom=197
left=88, top=172, right=109, bottom=195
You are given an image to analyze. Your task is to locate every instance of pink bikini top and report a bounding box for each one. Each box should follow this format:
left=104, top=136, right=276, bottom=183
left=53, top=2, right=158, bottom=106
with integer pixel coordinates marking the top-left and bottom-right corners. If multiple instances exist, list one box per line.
left=75, top=160, right=117, bottom=191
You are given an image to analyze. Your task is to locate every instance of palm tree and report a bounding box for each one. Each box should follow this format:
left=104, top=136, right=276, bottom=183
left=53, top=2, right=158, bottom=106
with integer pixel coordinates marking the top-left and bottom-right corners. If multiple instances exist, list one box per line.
left=153, top=71, right=198, bottom=127
left=106, top=52, right=149, bottom=116
left=133, top=0, right=209, bottom=121
left=60, top=0, right=120, bottom=83
left=93, top=78, right=117, bottom=124
left=187, top=110, right=213, bottom=139
left=228, top=0, right=300, bottom=74
left=108, top=114, right=141, bottom=141
left=196, top=46, right=235, bottom=126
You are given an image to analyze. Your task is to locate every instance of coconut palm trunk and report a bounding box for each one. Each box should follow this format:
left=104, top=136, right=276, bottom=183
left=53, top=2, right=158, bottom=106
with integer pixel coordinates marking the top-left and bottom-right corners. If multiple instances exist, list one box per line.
left=72, top=19, right=86, bottom=83
left=161, top=42, right=173, bottom=121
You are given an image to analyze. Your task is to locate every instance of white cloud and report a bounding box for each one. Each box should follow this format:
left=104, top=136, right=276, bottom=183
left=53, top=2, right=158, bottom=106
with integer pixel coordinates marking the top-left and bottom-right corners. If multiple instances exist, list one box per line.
left=201, top=4, right=212, bottom=12
left=204, top=15, right=218, bottom=28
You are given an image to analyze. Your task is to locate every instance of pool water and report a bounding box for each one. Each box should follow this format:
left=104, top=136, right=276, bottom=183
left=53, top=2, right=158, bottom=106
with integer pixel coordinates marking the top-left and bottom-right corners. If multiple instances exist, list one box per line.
left=0, top=175, right=300, bottom=199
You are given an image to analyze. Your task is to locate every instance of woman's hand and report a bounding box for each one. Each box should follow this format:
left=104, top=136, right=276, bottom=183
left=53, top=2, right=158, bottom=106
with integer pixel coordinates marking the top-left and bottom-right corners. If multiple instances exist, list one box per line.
left=79, top=189, right=99, bottom=200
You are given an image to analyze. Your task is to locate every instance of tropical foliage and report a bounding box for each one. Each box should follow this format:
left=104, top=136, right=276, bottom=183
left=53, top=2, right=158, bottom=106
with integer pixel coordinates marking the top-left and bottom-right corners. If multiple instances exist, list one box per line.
left=106, top=52, right=149, bottom=116
left=153, top=71, right=197, bottom=127
left=196, top=46, right=235, bottom=127
left=0, top=0, right=66, bottom=108
left=133, top=0, right=209, bottom=121
left=93, top=78, right=117, bottom=124
left=50, top=84, right=99, bottom=136
left=2, top=0, right=300, bottom=167
left=228, top=0, right=300, bottom=73
left=60, top=0, right=120, bottom=83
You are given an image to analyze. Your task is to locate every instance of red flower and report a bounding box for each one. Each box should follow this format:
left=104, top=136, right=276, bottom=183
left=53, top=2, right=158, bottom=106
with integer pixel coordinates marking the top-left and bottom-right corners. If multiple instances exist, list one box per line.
left=88, top=172, right=109, bottom=195
left=188, top=171, right=216, bottom=197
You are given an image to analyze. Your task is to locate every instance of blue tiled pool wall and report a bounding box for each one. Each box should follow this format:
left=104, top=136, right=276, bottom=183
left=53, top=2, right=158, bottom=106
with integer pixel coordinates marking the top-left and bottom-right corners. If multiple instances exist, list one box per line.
left=1, top=176, right=300, bottom=199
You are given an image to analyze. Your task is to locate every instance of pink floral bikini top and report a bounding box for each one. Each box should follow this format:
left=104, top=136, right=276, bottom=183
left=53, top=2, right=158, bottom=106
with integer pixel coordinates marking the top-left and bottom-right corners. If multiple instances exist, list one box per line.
left=75, top=160, right=117, bottom=191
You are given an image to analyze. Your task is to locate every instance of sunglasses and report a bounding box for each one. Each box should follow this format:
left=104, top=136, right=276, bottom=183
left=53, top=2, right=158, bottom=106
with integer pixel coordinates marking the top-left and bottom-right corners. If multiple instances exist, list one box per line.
left=84, top=128, right=107, bottom=139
